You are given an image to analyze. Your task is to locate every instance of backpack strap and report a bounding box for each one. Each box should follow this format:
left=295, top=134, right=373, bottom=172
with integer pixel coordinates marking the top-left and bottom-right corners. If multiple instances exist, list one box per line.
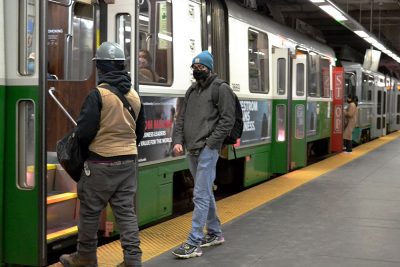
left=211, top=78, right=227, bottom=106
left=98, top=83, right=136, bottom=121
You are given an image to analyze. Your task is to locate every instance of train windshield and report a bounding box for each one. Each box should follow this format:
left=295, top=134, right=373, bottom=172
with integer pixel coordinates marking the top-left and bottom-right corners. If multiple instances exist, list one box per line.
left=361, top=73, right=374, bottom=101
left=345, top=72, right=356, bottom=98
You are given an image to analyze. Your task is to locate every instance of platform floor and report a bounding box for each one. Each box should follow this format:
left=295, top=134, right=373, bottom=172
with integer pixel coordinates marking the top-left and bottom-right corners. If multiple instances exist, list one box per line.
left=49, top=131, right=400, bottom=267
left=144, top=132, right=400, bottom=267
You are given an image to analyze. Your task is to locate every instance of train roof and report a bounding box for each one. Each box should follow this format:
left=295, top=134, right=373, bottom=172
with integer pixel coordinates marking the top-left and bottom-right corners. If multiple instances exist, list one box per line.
left=225, top=0, right=335, bottom=58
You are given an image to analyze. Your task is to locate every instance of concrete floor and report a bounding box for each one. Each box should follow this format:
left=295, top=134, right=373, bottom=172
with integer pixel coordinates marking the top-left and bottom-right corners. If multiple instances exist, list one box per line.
left=144, top=137, right=400, bottom=267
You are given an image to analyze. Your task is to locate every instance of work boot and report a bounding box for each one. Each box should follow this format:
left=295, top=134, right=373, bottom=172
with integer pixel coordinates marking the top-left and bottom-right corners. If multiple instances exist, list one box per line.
left=59, top=252, right=98, bottom=267
left=116, top=262, right=141, bottom=267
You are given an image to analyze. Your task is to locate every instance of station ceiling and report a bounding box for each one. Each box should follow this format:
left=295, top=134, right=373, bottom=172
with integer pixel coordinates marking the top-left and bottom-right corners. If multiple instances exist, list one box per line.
left=249, top=0, right=400, bottom=77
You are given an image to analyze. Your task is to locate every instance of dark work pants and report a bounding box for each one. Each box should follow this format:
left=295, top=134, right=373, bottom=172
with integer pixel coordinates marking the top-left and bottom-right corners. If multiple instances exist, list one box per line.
left=77, top=160, right=142, bottom=267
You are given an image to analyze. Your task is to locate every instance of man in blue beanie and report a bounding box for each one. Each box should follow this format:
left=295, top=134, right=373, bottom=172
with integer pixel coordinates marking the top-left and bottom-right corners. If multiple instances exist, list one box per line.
left=172, top=51, right=236, bottom=258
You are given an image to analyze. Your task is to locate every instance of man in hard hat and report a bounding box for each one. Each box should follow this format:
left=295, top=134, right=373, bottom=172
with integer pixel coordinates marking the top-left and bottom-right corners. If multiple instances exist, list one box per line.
left=60, top=42, right=145, bottom=267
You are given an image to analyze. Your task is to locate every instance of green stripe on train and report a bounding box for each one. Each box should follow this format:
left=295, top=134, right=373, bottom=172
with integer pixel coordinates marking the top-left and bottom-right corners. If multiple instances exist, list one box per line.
left=0, top=84, right=5, bottom=264
left=3, top=85, right=41, bottom=265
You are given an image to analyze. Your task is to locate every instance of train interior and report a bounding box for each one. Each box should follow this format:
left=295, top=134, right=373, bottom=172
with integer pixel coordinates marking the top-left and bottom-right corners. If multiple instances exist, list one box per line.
left=45, top=0, right=102, bottom=251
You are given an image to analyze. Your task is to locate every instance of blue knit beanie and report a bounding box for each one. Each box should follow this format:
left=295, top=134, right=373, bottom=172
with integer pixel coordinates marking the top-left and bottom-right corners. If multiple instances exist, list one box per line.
left=192, top=50, right=213, bottom=70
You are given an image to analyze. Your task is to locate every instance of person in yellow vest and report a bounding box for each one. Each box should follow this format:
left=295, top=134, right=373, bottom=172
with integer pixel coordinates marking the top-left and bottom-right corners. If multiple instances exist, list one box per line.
left=60, top=42, right=145, bottom=267
left=343, top=94, right=358, bottom=153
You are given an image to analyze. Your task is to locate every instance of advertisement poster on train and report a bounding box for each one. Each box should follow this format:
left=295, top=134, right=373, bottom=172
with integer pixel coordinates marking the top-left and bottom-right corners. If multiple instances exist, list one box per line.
left=239, top=100, right=271, bottom=146
left=138, top=96, right=180, bottom=163
left=138, top=97, right=272, bottom=163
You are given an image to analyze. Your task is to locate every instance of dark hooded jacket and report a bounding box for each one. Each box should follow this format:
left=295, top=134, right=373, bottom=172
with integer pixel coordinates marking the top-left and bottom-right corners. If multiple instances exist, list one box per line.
left=173, top=73, right=236, bottom=151
left=76, top=70, right=145, bottom=160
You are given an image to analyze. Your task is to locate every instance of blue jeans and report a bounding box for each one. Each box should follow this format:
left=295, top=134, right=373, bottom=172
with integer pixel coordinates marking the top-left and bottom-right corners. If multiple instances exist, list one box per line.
left=187, top=146, right=222, bottom=246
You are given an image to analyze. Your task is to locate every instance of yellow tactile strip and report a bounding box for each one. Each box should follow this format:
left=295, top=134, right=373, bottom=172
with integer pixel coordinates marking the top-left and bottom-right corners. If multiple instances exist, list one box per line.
left=49, top=131, right=400, bottom=266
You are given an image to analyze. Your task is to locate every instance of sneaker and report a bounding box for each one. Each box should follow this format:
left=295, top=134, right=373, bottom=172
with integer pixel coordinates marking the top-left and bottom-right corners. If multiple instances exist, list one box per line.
left=172, top=242, right=202, bottom=259
left=200, top=233, right=225, bottom=248
left=59, top=252, right=98, bottom=267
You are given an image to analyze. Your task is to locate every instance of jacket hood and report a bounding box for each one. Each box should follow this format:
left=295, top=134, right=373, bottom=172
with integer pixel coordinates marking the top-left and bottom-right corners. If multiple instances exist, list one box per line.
left=98, top=70, right=132, bottom=94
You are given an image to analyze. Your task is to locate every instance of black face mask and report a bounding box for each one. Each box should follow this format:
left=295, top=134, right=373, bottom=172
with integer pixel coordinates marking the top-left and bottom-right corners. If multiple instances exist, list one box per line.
left=193, top=69, right=209, bottom=81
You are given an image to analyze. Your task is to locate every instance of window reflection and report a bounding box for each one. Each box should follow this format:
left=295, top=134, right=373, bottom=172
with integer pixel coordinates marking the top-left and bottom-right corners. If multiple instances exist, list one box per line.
left=138, top=0, right=172, bottom=85
left=248, top=30, right=269, bottom=93
left=19, top=0, right=36, bottom=76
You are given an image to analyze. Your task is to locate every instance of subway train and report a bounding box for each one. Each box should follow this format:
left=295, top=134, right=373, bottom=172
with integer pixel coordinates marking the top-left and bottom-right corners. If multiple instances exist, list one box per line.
left=1, top=0, right=400, bottom=266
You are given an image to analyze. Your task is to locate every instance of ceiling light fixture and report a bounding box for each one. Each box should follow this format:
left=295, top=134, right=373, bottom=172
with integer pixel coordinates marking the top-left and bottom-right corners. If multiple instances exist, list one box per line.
left=309, top=0, right=400, bottom=66
left=354, top=30, right=369, bottom=38
left=318, top=5, right=347, bottom=22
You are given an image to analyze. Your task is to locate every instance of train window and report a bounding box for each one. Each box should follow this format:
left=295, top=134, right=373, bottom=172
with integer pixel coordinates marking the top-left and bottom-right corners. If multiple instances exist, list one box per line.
left=377, top=91, right=382, bottom=115
left=295, top=104, right=305, bottom=139
left=320, top=58, right=330, bottom=98
left=345, top=72, right=356, bottom=98
left=383, top=91, right=387, bottom=114
left=71, top=3, right=94, bottom=80
left=17, top=100, right=36, bottom=189
left=116, top=14, right=132, bottom=74
left=18, top=0, right=36, bottom=76
left=307, top=102, right=318, bottom=136
left=361, top=73, right=373, bottom=101
left=308, top=54, right=319, bottom=97
left=47, top=2, right=95, bottom=80
left=138, top=0, right=173, bottom=85
left=276, top=104, right=286, bottom=142
left=397, top=95, right=400, bottom=113
left=248, top=30, right=269, bottom=93
left=296, top=63, right=305, bottom=96
left=277, top=58, right=286, bottom=95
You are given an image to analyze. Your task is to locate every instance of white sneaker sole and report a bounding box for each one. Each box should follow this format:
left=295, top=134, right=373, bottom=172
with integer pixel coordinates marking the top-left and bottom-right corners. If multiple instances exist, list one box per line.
left=200, top=239, right=225, bottom=248
left=172, top=251, right=203, bottom=259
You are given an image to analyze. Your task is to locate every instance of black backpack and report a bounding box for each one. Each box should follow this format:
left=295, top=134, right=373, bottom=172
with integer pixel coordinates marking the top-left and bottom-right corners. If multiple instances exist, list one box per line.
left=210, top=79, right=243, bottom=145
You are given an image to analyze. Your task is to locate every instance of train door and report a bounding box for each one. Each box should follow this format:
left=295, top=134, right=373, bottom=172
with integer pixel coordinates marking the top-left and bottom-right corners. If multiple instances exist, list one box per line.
left=202, top=0, right=229, bottom=80
left=385, top=76, right=395, bottom=133
left=45, top=0, right=137, bottom=257
left=45, top=0, right=98, bottom=253
left=271, top=47, right=289, bottom=174
left=383, top=78, right=387, bottom=136
left=396, top=81, right=400, bottom=131
left=2, top=1, right=46, bottom=265
left=290, top=52, right=307, bottom=169
left=0, top=0, right=5, bottom=262
left=372, top=75, right=385, bottom=138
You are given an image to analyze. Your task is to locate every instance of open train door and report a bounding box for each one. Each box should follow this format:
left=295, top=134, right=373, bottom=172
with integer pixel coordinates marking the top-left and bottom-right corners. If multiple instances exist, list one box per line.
left=289, top=53, right=307, bottom=170
left=2, top=1, right=47, bottom=265
left=331, top=67, right=344, bottom=152
left=271, top=47, right=290, bottom=174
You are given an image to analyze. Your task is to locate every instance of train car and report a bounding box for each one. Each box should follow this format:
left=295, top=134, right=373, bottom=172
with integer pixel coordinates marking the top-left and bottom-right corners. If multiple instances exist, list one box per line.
left=0, top=0, right=373, bottom=266
left=386, top=76, right=400, bottom=133
left=342, top=62, right=390, bottom=143
left=225, top=1, right=335, bottom=176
